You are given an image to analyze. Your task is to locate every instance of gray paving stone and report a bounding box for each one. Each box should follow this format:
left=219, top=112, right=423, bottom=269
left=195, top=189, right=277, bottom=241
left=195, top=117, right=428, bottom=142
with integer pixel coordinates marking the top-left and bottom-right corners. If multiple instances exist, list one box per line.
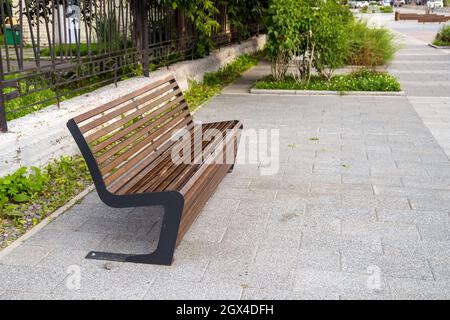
left=341, top=250, right=433, bottom=281
left=51, top=261, right=155, bottom=299
left=241, top=287, right=340, bottom=300
left=377, top=209, right=449, bottom=225
left=382, top=238, right=450, bottom=260
left=0, top=290, right=55, bottom=300
left=143, top=278, right=243, bottom=300
left=293, top=268, right=389, bottom=297
left=296, top=249, right=341, bottom=272
left=35, top=248, right=95, bottom=272
left=306, top=206, right=377, bottom=222
left=417, top=223, right=450, bottom=241
left=387, top=277, right=450, bottom=300
left=0, top=264, right=66, bottom=294
left=428, top=257, right=450, bottom=281
left=301, top=231, right=383, bottom=254
left=342, top=220, right=420, bottom=241
left=0, top=245, right=52, bottom=267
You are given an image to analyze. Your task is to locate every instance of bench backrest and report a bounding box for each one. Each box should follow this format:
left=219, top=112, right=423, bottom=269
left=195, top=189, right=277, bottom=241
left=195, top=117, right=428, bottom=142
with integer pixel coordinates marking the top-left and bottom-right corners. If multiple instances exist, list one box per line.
left=69, top=75, right=193, bottom=193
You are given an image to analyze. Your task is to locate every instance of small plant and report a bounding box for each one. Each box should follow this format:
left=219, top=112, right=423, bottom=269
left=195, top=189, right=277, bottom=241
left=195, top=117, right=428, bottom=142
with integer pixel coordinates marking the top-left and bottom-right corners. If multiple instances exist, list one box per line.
left=433, top=25, right=450, bottom=46
left=255, top=69, right=401, bottom=92
left=0, top=156, right=92, bottom=248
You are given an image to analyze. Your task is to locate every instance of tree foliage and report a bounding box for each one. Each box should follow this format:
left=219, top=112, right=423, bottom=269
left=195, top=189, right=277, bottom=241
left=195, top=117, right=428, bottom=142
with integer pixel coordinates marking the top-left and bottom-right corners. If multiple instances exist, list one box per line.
left=266, top=0, right=353, bottom=81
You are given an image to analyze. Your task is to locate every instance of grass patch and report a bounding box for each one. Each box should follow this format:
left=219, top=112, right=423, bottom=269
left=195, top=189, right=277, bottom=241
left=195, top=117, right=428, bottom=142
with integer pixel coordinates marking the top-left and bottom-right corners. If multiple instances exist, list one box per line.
left=0, top=156, right=92, bottom=249
left=347, top=20, right=397, bottom=67
left=433, top=25, right=450, bottom=47
left=184, top=52, right=263, bottom=110
left=39, top=41, right=132, bottom=57
left=4, top=65, right=143, bottom=121
left=255, top=69, right=401, bottom=92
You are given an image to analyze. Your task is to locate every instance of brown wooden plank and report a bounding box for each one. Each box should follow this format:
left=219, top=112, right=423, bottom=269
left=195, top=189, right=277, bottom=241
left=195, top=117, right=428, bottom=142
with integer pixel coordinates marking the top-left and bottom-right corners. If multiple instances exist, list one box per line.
left=127, top=122, right=222, bottom=194
left=73, top=76, right=175, bottom=124
left=106, top=119, right=195, bottom=194
left=100, top=111, right=192, bottom=178
left=104, top=120, right=196, bottom=191
left=142, top=121, right=231, bottom=193
left=80, top=82, right=181, bottom=133
left=177, top=163, right=231, bottom=245
left=96, top=102, right=189, bottom=164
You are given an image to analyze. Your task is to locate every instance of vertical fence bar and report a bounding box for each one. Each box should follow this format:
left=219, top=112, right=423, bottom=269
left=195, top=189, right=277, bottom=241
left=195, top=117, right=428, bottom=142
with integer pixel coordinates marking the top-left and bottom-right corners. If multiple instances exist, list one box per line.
left=140, top=0, right=149, bottom=77
left=0, top=44, right=7, bottom=132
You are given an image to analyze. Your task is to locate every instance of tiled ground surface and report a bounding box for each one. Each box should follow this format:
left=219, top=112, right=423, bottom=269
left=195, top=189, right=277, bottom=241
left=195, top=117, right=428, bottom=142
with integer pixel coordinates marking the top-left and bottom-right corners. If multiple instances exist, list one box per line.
left=0, top=14, right=449, bottom=300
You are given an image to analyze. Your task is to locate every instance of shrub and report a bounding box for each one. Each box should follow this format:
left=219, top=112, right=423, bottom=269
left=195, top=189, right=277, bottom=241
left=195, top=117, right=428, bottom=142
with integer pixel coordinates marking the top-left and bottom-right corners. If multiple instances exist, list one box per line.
left=255, top=69, right=401, bottom=92
left=433, top=25, right=450, bottom=46
left=379, top=5, right=393, bottom=13
left=266, top=0, right=303, bottom=80
left=313, top=0, right=353, bottom=80
left=346, top=20, right=397, bottom=67
left=266, top=0, right=353, bottom=81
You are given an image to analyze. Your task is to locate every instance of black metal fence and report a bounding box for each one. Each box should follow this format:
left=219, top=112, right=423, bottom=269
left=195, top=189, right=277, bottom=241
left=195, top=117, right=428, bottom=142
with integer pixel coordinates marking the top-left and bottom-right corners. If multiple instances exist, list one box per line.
left=0, top=0, right=262, bottom=132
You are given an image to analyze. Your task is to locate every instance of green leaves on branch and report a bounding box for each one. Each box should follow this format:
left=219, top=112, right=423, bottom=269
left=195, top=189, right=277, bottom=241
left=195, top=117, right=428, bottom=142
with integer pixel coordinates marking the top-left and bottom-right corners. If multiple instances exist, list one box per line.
left=266, top=0, right=353, bottom=81
left=266, top=0, right=397, bottom=84
left=164, top=0, right=221, bottom=57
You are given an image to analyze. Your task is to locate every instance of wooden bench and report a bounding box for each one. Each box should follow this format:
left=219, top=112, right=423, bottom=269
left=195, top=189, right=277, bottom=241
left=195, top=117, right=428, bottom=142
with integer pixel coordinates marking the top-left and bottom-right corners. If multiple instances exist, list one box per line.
left=418, top=15, right=449, bottom=23
left=67, top=75, right=243, bottom=265
left=397, top=13, right=420, bottom=20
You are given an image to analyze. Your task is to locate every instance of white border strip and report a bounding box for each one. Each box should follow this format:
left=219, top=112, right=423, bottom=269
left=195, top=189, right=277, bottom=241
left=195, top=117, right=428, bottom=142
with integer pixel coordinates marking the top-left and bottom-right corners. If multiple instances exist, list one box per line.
left=0, top=185, right=95, bottom=259
left=250, top=88, right=405, bottom=97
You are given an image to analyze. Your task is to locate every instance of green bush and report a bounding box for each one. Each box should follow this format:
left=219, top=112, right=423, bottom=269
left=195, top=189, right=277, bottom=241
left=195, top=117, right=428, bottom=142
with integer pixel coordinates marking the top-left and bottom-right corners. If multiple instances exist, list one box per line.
left=433, top=25, right=450, bottom=46
left=255, top=69, right=401, bottom=92
left=379, top=5, right=393, bottom=13
left=266, top=0, right=353, bottom=81
left=346, top=20, right=397, bottom=67
left=313, top=0, right=353, bottom=79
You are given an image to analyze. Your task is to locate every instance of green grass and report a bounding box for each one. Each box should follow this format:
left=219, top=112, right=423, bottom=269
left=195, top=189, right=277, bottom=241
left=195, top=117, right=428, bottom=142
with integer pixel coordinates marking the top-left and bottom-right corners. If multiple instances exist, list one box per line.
left=346, top=20, right=397, bottom=67
left=184, top=52, right=263, bottom=110
left=433, top=25, right=450, bottom=47
left=255, top=69, right=401, bottom=92
left=0, top=156, right=92, bottom=249
left=39, top=41, right=132, bottom=57
left=4, top=64, right=143, bottom=121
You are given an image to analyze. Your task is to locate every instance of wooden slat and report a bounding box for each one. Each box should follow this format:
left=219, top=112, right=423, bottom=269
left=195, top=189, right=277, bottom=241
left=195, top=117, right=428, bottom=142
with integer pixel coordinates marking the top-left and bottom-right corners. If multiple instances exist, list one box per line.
left=73, top=76, right=175, bottom=124
left=86, top=91, right=184, bottom=145
left=96, top=101, right=188, bottom=164
left=92, top=95, right=184, bottom=153
left=106, top=119, right=195, bottom=193
left=122, top=122, right=219, bottom=194
left=177, top=163, right=231, bottom=245
left=81, top=81, right=179, bottom=134
left=100, top=110, right=192, bottom=177
left=137, top=122, right=231, bottom=193
left=180, top=122, right=241, bottom=195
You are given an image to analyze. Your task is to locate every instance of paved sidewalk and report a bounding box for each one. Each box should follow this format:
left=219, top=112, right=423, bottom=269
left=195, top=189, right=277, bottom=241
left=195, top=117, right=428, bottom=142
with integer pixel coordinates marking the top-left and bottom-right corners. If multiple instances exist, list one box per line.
left=385, top=15, right=450, bottom=158
left=0, top=15, right=449, bottom=300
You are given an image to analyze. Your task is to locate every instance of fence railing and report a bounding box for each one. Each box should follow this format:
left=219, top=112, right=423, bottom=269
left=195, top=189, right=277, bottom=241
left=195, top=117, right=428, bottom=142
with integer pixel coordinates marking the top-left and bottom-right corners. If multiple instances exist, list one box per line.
left=0, top=0, right=263, bottom=132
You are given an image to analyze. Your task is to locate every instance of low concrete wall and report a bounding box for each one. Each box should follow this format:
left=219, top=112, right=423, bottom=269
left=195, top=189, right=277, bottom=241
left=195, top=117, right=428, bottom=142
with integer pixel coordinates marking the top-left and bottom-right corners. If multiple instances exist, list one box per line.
left=0, top=35, right=266, bottom=177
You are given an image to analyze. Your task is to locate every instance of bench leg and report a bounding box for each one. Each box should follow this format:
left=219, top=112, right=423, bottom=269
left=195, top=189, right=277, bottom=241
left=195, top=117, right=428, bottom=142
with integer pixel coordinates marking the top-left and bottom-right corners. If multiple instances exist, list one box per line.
left=85, top=197, right=184, bottom=266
